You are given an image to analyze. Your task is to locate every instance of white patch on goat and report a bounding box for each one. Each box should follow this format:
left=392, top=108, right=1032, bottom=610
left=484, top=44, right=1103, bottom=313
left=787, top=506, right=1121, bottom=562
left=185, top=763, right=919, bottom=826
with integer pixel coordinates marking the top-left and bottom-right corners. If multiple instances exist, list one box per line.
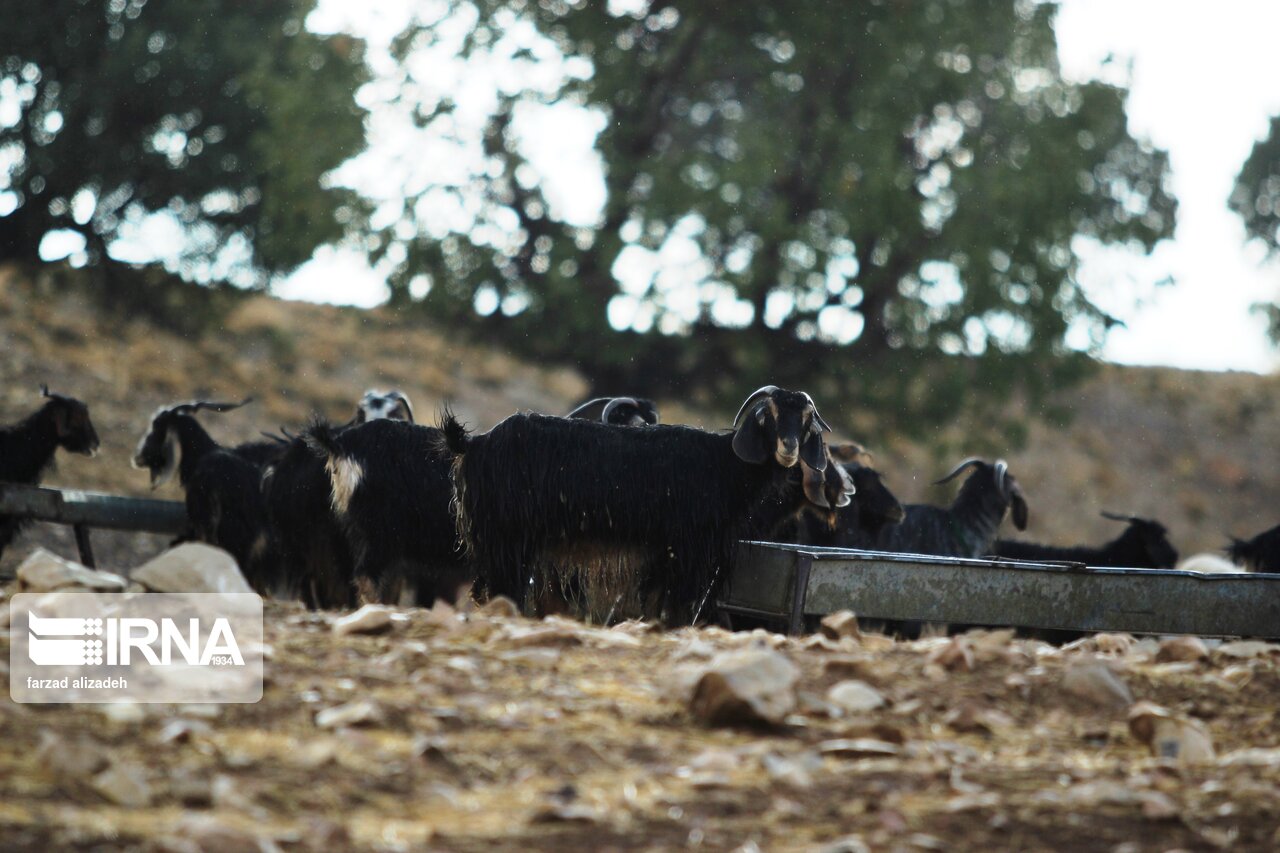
left=1176, top=553, right=1247, bottom=574
left=326, top=455, right=364, bottom=516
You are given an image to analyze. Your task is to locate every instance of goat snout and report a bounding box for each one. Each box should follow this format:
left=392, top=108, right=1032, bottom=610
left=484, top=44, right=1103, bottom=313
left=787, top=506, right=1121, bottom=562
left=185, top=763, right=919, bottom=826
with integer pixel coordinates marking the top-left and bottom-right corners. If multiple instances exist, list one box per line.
left=775, top=438, right=800, bottom=467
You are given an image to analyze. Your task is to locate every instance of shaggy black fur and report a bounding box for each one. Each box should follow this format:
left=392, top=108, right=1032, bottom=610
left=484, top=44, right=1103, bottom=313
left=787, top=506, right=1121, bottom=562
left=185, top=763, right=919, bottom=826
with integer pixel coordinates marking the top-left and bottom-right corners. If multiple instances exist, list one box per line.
left=994, top=513, right=1178, bottom=568
left=0, top=387, right=100, bottom=557
left=260, top=431, right=354, bottom=607
left=440, top=387, right=833, bottom=625
left=302, top=419, right=468, bottom=606
left=133, top=400, right=282, bottom=592
left=797, top=463, right=906, bottom=547
left=840, top=459, right=1028, bottom=558
left=1228, top=523, right=1280, bottom=574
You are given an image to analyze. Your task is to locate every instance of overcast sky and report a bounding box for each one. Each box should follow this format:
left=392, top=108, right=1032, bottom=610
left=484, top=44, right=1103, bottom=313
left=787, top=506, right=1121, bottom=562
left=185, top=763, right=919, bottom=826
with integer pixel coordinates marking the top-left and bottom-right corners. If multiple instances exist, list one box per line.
left=277, top=0, right=1280, bottom=374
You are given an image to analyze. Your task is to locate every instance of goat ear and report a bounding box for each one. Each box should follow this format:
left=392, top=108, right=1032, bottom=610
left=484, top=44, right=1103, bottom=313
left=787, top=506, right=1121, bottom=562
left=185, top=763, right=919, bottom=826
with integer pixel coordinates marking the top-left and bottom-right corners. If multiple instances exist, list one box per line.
left=52, top=406, right=70, bottom=437
left=1010, top=491, right=1029, bottom=531
left=801, top=461, right=830, bottom=509
left=800, top=431, right=828, bottom=471
left=390, top=391, right=415, bottom=423
left=731, top=411, right=771, bottom=464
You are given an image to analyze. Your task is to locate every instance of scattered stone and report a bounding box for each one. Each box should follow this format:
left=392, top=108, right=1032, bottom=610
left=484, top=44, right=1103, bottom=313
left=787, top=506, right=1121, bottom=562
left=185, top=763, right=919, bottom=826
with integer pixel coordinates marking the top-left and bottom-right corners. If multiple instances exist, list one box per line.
left=688, top=648, right=800, bottom=726
left=16, top=548, right=127, bottom=592
left=1061, top=660, right=1133, bottom=710
left=820, top=610, right=861, bottom=641
left=99, top=702, right=147, bottom=724
left=943, top=703, right=1014, bottom=736
left=332, top=604, right=397, bottom=636
left=157, top=718, right=212, bottom=744
left=528, top=803, right=601, bottom=824
left=1092, top=633, right=1134, bottom=656
left=929, top=637, right=975, bottom=672
left=1217, top=747, right=1280, bottom=767
left=132, top=543, right=253, bottom=594
left=92, top=762, right=153, bottom=808
left=478, top=596, right=520, bottom=619
left=817, top=738, right=902, bottom=759
left=36, top=730, right=110, bottom=779
left=1156, top=636, right=1209, bottom=663
left=761, top=751, right=823, bottom=788
left=1141, top=791, right=1180, bottom=820
left=167, top=769, right=215, bottom=808
left=815, top=835, right=872, bottom=853
left=1128, top=701, right=1216, bottom=765
left=503, top=625, right=585, bottom=648
left=826, top=680, right=887, bottom=715
left=315, top=699, right=383, bottom=729
left=167, top=814, right=268, bottom=852
left=1214, top=640, right=1280, bottom=660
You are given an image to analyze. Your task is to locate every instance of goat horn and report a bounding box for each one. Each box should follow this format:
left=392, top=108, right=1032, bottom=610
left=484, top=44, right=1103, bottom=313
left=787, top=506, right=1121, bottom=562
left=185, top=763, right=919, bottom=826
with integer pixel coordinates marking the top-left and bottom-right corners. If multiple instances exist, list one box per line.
left=994, top=459, right=1010, bottom=501
left=565, top=397, right=612, bottom=421
left=39, top=383, right=51, bottom=397
left=732, top=386, right=779, bottom=429
left=800, top=391, right=832, bottom=432
left=600, top=397, right=640, bottom=424
left=1100, top=510, right=1137, bottom=524
left=933, top=457, right=984, bottom=486
left=172, top=397, right=253, bottom=416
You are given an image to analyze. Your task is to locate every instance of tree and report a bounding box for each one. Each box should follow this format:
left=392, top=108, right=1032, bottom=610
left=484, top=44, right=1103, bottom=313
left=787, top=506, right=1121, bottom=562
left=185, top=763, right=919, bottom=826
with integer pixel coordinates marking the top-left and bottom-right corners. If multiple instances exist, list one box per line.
left=1230, top=115, right=1280, bottom=342
left=0, top=0, right=368, bottom=288
left=382, top=1, right=1177, bottom=433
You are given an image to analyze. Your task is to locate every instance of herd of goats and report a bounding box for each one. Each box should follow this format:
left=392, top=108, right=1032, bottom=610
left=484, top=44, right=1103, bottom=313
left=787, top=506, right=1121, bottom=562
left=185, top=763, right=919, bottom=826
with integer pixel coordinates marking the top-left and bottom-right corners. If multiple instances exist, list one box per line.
left=2, top=383, right=1279, bottom=627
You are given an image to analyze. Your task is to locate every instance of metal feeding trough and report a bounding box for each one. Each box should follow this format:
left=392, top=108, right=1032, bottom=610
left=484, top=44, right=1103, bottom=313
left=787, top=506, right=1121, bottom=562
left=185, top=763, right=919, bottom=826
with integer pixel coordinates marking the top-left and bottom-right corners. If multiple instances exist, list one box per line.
left=0, top=483, right=188, bottom=569
left=719, top=540, right=1280, bottom=639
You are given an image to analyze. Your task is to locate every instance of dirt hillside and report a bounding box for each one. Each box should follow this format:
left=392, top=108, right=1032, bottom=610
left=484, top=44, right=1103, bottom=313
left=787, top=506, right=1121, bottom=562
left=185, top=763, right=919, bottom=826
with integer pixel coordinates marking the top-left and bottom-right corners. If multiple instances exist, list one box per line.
left=2, top=263, right=1277, bottom=574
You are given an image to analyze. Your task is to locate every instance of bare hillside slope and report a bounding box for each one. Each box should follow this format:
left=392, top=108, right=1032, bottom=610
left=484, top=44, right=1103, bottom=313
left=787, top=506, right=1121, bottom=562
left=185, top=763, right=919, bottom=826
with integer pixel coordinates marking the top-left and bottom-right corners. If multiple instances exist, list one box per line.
left=2, top=263, right=1277, bottom=573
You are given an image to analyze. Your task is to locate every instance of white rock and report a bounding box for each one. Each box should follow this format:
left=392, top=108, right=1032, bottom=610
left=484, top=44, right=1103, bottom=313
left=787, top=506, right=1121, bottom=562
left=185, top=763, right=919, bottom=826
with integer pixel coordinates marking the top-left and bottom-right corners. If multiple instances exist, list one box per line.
left=315, top=699, right=383, bottom=729
left=1061, top=660, right=1133, bottom=709
left=132, top=543, right=253, bottom=594
left=92, top=762, right=153, bottom=807
left=332, top=604, right=396, bottom=636
left=826, top=680, right=887, bottom=715
left=16, top=548, right=127, bottom=592
left=688, top=648, right=800, bottom=726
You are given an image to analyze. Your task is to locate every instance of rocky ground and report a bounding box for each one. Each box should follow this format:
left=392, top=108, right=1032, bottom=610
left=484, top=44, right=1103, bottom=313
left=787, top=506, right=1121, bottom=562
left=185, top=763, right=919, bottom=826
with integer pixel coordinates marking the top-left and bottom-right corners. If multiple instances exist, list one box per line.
left=3, top=560, right=1279, bottom=852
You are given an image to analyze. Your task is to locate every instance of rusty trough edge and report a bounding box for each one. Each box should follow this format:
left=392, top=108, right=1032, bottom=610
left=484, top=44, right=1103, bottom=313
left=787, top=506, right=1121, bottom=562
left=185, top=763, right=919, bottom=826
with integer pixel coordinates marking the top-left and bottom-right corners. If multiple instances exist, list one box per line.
left=725, top=540, right=1280, bottom=639
left=0, top=483, right=189, bottom=536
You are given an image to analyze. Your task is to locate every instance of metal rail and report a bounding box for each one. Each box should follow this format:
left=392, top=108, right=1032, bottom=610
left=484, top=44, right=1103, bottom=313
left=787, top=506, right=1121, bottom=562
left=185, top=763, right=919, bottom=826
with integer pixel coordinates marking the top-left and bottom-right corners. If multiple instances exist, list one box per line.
left=722, top=540, right=1280, bottom=639
left=0, top=483, right=188, bottom=568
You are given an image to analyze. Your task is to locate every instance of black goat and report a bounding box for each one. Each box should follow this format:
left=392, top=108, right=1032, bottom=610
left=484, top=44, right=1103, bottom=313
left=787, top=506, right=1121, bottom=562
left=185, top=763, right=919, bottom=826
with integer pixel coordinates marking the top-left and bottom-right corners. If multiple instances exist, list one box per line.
left=299, top=418, right=468, bottom=607
left=798, top=461, right=906, bottom=548
left=1228, top=523, right=1280, bottom=574
left=440, top=385, right=842, bottom=625
left=566, top=396, right=660, bottom=426
left=0, top=385, right=100, bottom=558
left=133, top=398, right=283, bottom=592
left=843, top=458, right=1028, bottom=557
left=993, top=511, right=1178, bottom=568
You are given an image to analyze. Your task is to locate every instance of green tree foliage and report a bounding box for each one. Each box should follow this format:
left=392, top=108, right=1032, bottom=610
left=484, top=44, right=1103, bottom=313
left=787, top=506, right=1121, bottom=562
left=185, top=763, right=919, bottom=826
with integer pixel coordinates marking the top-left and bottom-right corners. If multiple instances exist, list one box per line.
left=383, top=0, right=1174, bottom=433
left=0, top=0, right=368, bottom=287
left=1230, top=115, right=1280, bottom=342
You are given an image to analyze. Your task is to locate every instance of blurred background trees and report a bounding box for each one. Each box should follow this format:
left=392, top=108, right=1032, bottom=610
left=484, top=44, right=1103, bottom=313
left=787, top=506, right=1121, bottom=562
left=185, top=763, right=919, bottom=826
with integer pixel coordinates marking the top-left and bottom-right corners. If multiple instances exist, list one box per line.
left=375, top=0, right=1176, bottom=434
left=1231, top=116, right=1280, bottom=344
left=0, top=0, right=368, bottom=290
left=2, top=0, right=1195, bottom=436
